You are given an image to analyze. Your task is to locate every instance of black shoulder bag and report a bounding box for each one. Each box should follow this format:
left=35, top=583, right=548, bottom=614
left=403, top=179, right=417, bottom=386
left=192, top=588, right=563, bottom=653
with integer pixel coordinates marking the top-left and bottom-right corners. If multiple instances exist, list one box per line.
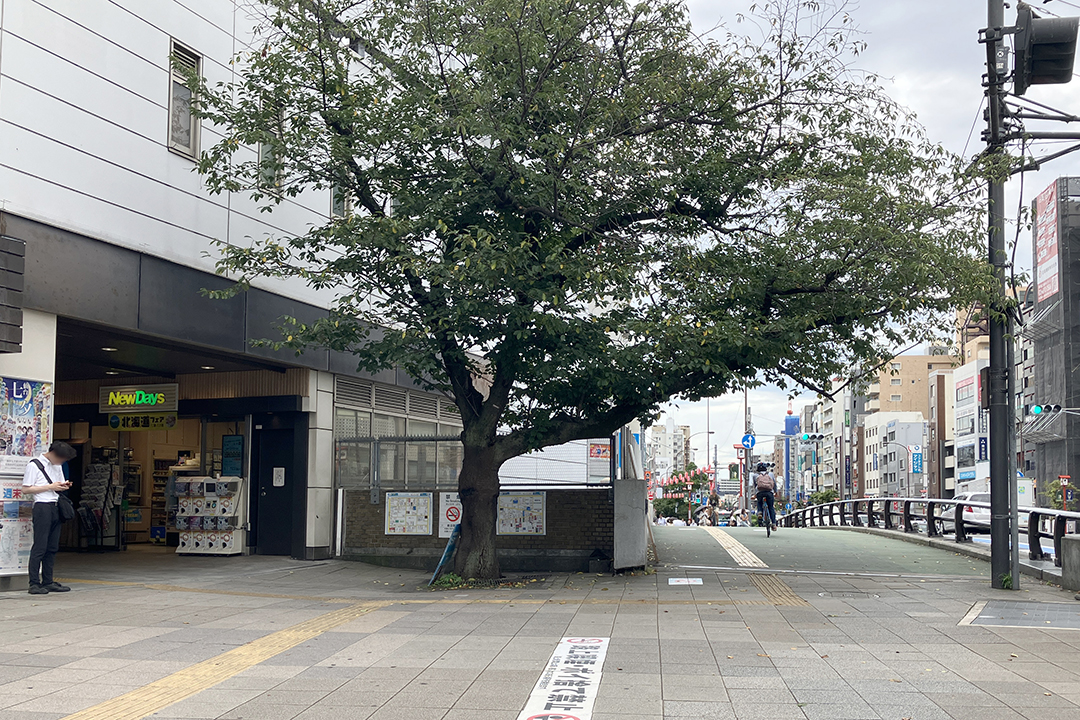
left=32, top=459, right=76, bottom=522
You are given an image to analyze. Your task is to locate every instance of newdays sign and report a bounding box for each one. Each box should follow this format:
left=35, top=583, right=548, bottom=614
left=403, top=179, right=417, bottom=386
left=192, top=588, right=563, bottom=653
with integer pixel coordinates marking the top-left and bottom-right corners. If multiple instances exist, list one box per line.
left=98, top=384, right=179, bottom=414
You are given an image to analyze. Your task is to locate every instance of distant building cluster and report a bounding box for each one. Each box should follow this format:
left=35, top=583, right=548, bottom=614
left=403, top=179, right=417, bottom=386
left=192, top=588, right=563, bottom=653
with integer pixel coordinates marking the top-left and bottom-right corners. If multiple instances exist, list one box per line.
left=645, top=177, right=1080, bottom=509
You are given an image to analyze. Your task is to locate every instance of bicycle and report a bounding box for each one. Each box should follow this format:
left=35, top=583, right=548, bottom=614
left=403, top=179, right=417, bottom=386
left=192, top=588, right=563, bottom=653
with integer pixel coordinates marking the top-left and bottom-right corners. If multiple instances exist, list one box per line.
left=756, top=492, right=777, bottom=538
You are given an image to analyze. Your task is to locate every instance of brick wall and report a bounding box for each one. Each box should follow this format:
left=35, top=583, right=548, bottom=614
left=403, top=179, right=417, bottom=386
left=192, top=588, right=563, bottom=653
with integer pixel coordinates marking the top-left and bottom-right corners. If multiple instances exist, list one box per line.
left=341, top=488, right=614, bottom=572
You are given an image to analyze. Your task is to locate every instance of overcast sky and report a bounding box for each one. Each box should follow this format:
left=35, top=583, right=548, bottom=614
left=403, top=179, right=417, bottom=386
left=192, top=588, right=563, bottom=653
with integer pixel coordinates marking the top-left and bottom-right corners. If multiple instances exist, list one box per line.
left=656, top=0, right=1080, bottom=467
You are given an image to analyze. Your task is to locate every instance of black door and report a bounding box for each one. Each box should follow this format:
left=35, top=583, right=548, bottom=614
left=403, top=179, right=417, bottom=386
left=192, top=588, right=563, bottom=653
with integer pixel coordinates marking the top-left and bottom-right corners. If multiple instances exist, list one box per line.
left=255, top=428, right=294, bottom=555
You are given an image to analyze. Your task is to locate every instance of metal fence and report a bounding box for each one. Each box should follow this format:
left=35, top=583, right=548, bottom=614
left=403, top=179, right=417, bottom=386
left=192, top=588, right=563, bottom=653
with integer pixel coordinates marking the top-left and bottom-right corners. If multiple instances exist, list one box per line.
left=783, top=497, right=1080, bottom=567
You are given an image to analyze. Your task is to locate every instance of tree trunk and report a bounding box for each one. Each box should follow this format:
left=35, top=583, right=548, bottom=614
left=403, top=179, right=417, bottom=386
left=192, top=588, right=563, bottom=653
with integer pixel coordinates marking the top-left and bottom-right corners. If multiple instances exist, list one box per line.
left=453, top=442, right=502, bottom=579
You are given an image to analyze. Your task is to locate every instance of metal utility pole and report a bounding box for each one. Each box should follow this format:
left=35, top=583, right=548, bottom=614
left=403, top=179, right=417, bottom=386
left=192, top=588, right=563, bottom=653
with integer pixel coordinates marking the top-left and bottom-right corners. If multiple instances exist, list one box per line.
left=985, top=0, right=1014, bottom=589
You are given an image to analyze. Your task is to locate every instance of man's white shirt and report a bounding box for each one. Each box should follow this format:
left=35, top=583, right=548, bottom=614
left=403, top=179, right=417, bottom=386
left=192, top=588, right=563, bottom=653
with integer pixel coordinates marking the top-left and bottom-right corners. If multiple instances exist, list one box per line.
left=22, top=455, right=62, bottom=503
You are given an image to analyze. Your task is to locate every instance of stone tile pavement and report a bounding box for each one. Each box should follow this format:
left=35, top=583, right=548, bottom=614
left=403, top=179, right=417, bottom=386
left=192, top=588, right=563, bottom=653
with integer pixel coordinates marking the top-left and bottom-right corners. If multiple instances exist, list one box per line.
left=0, top=538, right=1075, bottom=719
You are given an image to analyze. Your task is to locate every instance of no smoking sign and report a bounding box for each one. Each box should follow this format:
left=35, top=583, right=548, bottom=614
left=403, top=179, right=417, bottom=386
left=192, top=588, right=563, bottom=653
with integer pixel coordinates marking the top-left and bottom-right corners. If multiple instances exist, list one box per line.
left=439, top=492, right=463, bottom=538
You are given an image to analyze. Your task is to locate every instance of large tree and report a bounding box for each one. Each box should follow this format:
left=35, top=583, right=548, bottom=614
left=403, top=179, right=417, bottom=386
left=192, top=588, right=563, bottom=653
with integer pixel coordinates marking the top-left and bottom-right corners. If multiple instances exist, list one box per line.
left=192, top=0, right=991, bottom=577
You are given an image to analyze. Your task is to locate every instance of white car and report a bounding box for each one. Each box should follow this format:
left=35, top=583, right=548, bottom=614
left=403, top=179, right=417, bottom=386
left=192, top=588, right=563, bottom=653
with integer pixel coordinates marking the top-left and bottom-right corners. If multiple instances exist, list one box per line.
left=952, top=492, right=991, bottom=530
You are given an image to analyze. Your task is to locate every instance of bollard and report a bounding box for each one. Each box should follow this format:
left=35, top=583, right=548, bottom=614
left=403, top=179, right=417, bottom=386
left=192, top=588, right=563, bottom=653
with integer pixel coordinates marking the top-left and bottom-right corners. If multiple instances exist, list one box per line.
left=1062, top=535, right=1080, bottom=592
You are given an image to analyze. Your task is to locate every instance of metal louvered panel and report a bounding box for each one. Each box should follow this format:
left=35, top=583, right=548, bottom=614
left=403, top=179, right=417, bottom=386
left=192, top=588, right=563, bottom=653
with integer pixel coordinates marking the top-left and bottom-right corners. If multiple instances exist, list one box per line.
left=409, top=393, right=438, bottom=419
left=440, top=400, right=461, bottom=422
left=336, top=377, right=372, bottom=408
left=373, top=384, right=407, bottom=414
left=172, top=43, right=199, bottom=74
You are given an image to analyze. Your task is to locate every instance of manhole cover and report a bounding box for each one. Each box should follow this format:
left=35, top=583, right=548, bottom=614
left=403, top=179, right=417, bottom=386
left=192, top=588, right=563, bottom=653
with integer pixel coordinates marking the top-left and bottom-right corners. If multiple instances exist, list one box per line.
left=818, top=591, right=880, bottom=599
left=964, top=600, right=1080, bottom=629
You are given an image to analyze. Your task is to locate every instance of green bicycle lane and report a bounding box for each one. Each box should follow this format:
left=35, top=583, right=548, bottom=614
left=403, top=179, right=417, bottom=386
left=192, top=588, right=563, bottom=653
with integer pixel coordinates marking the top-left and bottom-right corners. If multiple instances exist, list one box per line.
left=653, top=524, right=990, bottom=577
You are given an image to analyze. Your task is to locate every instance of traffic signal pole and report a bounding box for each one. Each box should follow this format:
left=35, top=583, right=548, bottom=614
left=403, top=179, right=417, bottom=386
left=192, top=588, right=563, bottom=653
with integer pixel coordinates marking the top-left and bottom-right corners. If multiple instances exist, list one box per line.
left=985, top=0, right=1015, bottom=590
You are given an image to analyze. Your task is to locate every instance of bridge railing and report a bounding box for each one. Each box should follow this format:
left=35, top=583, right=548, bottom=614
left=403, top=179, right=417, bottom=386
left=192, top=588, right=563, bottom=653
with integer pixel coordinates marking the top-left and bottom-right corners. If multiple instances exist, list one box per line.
left=782, top=497, right=1080, bottom=567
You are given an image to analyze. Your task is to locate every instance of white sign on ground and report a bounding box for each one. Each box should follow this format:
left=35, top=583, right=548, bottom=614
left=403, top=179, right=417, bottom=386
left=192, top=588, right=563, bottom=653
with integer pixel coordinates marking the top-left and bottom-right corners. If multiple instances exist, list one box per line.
left=668, top=578, right=703, bottom=585
left=516, top=637, right=610, bottom=720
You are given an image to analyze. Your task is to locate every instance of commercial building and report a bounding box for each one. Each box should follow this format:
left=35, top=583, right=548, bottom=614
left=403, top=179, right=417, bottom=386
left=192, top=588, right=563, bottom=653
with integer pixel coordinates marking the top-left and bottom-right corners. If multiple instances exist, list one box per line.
left=862, top=412, right=925, bottom=497
left=927, top=368, right=957, bottom=498
left=953, top=357, right=990, bottom=491
left=1026, top=177, right=1080, bottom=501
left=0, top=2, right=464, bottom=573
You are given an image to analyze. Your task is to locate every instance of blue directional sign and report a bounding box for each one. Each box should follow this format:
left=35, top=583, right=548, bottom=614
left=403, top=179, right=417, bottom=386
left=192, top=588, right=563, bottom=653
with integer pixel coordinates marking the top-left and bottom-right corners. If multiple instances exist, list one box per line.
left=741, top=434, right=756, bottom=449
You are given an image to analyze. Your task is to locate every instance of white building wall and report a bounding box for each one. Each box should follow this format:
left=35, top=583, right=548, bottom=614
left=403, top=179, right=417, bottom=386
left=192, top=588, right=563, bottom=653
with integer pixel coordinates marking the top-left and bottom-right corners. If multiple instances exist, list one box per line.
left=0, top=1, right=335, bottom=308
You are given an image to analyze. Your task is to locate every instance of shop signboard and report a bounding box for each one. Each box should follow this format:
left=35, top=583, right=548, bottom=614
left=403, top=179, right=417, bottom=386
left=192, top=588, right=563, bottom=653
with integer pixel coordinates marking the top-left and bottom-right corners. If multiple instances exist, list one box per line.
left=98, top=383, right=179, bottom=414
left=108, top=413, right=178, bottom=431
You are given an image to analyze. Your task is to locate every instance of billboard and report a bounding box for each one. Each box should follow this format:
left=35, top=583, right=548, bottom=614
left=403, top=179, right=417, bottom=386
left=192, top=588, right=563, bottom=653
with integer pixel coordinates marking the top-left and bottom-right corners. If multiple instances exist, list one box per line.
left=1035, top=181, right=1059, bottom=302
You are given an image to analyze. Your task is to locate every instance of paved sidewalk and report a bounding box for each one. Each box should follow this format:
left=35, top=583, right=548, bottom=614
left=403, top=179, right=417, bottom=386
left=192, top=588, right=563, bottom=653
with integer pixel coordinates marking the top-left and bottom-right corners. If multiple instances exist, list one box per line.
left=0, top=534, right=1075, bottom=719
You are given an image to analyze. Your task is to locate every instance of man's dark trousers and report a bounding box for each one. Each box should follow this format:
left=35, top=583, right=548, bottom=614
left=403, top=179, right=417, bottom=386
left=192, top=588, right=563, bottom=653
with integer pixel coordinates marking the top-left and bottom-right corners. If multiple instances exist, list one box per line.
left=29, top=502, right=61, bottom=587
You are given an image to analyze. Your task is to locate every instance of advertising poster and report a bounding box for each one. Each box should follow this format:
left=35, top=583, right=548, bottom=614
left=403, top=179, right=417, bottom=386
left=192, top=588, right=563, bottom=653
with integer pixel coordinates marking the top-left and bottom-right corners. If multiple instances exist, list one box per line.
left=1035, top=181, right=1059, bottom=302
left=384, top=491, right=433, bottom=535
left=0, top=474, right=33, bottom=576
left=0, top=378, right=52, bottom=458
left=221, top=435, right=244, bottom=476
left=0, top=377, right=53, bottom=577
left=497, top=491, right=546, bottom=535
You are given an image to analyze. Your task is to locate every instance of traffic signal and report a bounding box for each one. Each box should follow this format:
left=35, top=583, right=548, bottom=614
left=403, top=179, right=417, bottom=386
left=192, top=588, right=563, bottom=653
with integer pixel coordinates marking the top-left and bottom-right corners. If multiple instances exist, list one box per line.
left=801, top=433, right=825, bottom=441
left=1029, top=404, right=1063, bottom=415
left=1014, top=4, right=1079, bottom=96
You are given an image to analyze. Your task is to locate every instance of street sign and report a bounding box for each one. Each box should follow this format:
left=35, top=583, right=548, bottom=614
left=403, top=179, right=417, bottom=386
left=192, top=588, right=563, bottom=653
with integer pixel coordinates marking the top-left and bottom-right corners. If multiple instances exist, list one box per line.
left=741, top=434, right=756, bottom=449
left=1066, top=488, right=1074, bottom=503
left=647, top=490, right=654, bottom=501
left=737, top=448, right=745, bottom=459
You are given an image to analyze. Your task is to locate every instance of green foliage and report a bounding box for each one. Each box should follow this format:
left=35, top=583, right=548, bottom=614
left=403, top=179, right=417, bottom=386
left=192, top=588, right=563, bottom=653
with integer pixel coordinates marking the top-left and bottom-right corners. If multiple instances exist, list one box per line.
left=188, top=0, right=993, bottom=461
left=1045, top=479, right=1065, bottom=510
left=811, top=488, right=840, bottom=506
left=429, top=572, right=465, bottom=589
left=653, top=498, right=682, bottom=518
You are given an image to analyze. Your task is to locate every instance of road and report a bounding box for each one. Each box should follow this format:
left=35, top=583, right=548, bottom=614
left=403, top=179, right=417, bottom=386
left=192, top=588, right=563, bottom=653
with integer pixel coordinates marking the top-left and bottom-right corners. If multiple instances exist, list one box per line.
left=653, top=524, right=990, bottom=577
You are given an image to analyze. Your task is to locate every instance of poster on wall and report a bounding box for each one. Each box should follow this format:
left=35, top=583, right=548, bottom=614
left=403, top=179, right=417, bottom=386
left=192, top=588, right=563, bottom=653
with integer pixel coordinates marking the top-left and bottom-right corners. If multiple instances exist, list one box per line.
left=384, top=491, right=433, bottom=535
left=438, top=492, right=462, bottom=538
left=0, top=378, right=52, bottom=458
left=0, top=377, right=53, bottom=578
left=0, top=471, right=34, bottom=576
left=221, top=435, right=244, bottom=476
left=497, top=491, right=546, bottom=535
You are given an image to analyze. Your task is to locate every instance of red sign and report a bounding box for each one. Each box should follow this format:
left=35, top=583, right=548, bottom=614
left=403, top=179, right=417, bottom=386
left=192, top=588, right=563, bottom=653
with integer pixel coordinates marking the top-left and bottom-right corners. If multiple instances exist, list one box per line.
left=445, top=506, right=460, bottom=522
left=647, top=490, right=654, bottom=501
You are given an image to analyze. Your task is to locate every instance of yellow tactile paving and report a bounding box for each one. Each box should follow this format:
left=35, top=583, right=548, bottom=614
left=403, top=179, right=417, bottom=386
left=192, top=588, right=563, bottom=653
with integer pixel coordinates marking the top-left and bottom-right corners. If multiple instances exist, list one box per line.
left=60, top=601, right=385, bottom=720
left=703, top=527, right=769, bottom=567
left=748, top=573, right=811, bottom=606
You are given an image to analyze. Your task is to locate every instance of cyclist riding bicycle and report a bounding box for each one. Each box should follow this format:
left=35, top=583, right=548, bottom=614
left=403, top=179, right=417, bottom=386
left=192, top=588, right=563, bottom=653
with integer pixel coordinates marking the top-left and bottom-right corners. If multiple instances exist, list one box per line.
left=753, top=463, right=778, bottom=532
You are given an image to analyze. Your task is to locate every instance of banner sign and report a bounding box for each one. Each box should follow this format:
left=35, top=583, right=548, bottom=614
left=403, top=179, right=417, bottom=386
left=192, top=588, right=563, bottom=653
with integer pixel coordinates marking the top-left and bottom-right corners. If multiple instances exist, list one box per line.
left=1035, top=181, right=1059, bottom=302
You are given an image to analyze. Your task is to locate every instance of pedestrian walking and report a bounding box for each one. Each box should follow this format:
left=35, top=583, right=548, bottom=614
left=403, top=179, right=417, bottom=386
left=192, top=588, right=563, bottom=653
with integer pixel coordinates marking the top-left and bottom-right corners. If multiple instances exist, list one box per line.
left=23, top=441, right=77, bottom=595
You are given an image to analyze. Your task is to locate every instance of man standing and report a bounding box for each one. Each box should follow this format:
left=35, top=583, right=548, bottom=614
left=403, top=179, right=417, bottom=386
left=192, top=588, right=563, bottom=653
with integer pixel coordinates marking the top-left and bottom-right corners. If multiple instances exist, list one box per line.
left=22, top=441, right=77, bottom=595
